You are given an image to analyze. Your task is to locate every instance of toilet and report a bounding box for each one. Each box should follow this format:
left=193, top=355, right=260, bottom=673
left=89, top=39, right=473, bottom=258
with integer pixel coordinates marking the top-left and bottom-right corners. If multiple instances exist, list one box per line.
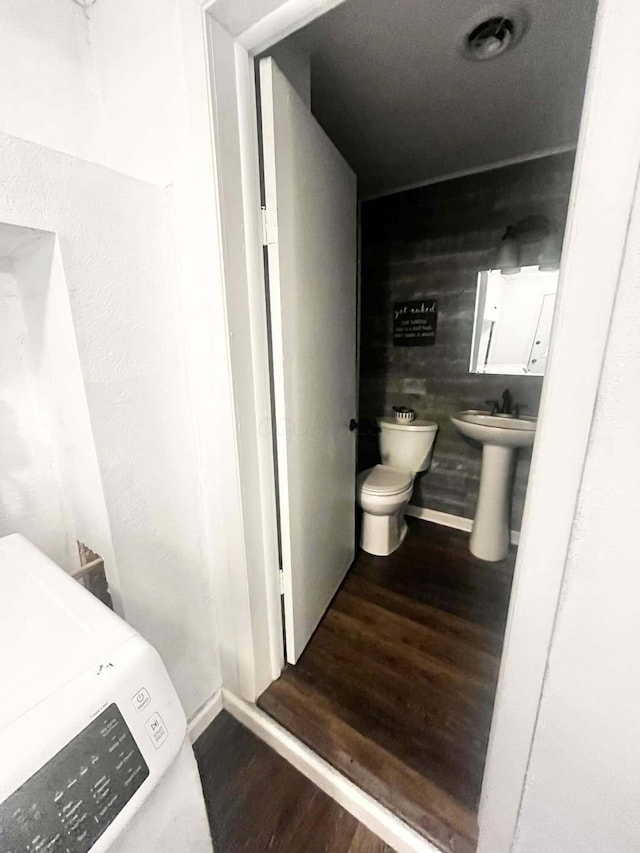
left=357, top=418, right=438, bottom=556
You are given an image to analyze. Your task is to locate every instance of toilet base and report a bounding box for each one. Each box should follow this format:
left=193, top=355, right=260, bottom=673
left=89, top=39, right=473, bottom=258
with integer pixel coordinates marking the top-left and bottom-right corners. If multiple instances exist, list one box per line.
left=360, top=510, right=409, bottom=557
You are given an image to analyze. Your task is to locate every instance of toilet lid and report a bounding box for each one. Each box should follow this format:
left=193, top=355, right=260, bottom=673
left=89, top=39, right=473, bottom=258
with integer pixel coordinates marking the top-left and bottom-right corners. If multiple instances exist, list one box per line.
left=358, top=465, right=413, bottom=496
left=378, top=417, right=438, bottom=432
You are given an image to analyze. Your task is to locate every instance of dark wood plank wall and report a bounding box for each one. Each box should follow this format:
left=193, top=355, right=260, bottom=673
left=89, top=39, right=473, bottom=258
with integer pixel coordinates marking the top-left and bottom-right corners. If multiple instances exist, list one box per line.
left=194, top=711, right=394, bottom=853
left=359, top=152, right=575, bottom=528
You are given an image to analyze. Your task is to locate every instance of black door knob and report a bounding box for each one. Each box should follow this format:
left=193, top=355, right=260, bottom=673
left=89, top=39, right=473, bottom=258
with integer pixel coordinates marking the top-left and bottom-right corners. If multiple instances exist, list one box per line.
left=349, top=419, right=358, bottom=432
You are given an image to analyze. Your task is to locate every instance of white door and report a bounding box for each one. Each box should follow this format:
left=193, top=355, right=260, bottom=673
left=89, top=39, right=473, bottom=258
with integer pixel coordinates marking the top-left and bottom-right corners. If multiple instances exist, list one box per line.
left=259, top=57, right=358, bottom=663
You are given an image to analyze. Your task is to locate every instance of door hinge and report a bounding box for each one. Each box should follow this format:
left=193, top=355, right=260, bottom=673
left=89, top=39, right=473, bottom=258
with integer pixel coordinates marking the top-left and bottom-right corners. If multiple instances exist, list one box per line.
left=279, top=569, right=285, bottom=595
left=261, top=205, right=268, bottom=246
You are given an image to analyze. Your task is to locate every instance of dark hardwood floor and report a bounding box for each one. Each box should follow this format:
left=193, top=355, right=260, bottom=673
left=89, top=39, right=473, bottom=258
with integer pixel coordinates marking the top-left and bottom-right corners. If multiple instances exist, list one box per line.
left=257, top=519, right=516, bottom=853
left=194, top=710, right=394, bottom=852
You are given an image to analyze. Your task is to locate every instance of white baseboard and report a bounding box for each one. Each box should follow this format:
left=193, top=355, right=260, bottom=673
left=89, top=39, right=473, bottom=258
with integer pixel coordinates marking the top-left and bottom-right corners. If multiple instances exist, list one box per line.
left=187, top=689, right=224, bottom=742
left=222, top=689, right=438, bottom=853
left=406, top=504, right=520, bottom=546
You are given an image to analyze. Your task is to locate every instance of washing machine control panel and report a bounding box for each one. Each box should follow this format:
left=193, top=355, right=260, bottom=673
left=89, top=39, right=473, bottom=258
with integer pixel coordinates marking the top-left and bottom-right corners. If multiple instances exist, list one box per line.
left=0, top=704, right=148, bottom=853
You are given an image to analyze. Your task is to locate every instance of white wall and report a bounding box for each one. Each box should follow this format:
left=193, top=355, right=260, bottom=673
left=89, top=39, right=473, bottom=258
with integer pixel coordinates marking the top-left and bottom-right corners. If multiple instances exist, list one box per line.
left=0, top=227, right=120, bottom=594
left=0, top=0, right=228, bottom=719
left=88, top=0, right=190, bottom=184
left=0, top=0, right=103, bottom=163
left=513, top=173, right=640, bottom=851
left=0, top=249, right=76, bottom=571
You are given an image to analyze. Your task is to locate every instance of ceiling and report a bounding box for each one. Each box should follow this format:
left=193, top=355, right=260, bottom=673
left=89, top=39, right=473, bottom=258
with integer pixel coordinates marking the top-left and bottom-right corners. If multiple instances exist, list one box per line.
left=269, top=0, right=598, bottom=197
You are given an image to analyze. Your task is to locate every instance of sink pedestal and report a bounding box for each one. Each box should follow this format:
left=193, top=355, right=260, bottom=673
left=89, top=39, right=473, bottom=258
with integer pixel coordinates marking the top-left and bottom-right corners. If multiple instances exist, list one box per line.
left=470, top=444, right=515, bottom=562
left=450, top=410, right=536, bottom=562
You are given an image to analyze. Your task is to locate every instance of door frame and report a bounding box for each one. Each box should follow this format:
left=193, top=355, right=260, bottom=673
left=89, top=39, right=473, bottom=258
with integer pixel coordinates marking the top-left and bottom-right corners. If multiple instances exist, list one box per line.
left=199, top=0, right=640, bottom=850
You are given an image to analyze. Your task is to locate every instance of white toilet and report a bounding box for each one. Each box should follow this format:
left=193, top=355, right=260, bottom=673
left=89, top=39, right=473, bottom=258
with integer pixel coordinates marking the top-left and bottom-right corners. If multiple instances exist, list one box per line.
left=357, top=418, right=438, bottom=556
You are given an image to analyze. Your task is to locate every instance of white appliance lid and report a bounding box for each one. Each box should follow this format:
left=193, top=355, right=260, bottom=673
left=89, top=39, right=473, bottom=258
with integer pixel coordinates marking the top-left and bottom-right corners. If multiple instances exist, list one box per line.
left=0, top=534, right=135, bottom=731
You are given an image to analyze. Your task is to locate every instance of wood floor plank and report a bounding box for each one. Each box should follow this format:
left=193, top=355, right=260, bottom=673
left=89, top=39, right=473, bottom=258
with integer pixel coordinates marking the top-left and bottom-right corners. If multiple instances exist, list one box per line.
left=331, top=588, right=500, bottom=686
left=308, top=611, right=496, bottom=760
left=342, top=573, right=504, bottom=657
left=283, top=635, right=489, bottom=810
left=258, top=519, right=515, bottom=853
left=194, top=711, right=393, bottom=852
left=351, top=557, right=511, bottom=633
left=259, top=678, right=478, bottom=852
left=350, top=523, right=514, bottom=633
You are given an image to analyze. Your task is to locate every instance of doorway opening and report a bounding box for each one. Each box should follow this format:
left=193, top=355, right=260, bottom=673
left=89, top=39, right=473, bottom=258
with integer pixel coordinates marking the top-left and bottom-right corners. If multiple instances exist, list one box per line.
left=251, top=0, right=598, bottom=849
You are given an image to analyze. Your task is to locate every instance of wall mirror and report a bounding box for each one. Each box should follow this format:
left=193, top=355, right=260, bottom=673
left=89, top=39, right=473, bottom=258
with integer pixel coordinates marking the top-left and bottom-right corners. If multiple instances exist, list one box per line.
left=469, top=267, right=559, bottom=376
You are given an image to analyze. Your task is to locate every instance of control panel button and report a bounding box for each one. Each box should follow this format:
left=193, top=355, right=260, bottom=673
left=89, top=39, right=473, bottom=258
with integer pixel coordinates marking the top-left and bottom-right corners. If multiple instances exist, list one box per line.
left=145, top=713, right=168, bottom=749
left=131, top=688, right=151, bottom=712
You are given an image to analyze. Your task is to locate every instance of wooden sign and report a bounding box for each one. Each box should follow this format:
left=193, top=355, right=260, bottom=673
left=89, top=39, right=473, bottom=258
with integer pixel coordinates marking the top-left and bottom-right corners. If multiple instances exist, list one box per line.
left=393, top=300, right=438, bottom=346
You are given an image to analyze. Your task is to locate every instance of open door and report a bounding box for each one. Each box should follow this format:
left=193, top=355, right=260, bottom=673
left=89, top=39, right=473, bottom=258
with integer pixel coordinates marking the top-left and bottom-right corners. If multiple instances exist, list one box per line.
left=259, top=57, right=357, bottom=663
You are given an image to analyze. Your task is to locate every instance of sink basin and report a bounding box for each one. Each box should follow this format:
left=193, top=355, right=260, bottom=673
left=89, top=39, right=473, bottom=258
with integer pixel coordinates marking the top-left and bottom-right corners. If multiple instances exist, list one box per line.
left=450, top=410, right=537, bottom=561
left=450, top=410, right=536, bottom=448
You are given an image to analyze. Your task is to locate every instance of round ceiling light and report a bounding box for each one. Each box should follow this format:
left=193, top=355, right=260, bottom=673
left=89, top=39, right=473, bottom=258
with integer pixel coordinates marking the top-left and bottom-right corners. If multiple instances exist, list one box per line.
left=460, top=8, right=530, bottom=61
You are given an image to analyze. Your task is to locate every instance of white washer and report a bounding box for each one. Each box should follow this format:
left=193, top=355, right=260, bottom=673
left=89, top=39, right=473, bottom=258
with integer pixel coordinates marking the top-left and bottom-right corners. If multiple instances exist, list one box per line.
left=0, top=534, right=213, bottom=853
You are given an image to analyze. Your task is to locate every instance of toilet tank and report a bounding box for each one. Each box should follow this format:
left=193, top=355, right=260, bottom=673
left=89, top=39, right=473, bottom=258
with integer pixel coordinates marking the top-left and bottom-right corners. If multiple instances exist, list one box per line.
left=378, top=418, right=438, bottom=473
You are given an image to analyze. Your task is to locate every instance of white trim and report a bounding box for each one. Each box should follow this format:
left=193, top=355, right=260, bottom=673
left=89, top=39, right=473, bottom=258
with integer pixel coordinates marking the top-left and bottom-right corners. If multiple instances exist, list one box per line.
left=238, top=0, right=347, bottom=54
left=406, top=505, right=473, bottom=532
left=234, top=33, right=285, bottom=686
left=187, top=690, right=224, bottom=743
left=361, top=144, right=576, bottom=202
left=204, top=14, right=284, bottom=701
left=405, top=505, right=520, bottom=546
left=222, top=689, right=439, bottom=853
left=258, top=57, right=295, bottom=664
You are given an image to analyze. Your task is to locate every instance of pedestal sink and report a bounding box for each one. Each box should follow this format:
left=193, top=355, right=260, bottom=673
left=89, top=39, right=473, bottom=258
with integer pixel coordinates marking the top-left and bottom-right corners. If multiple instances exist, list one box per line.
left=450, top=410, right=537, bottom=561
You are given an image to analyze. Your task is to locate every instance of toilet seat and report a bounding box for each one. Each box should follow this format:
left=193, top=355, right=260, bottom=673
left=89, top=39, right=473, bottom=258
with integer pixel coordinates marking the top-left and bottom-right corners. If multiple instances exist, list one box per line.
left=358, top=464, right=413, bottom=496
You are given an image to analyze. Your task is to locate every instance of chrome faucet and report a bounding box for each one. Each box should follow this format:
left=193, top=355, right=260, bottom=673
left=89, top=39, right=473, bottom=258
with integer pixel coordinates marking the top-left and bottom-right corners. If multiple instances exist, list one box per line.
left=486, top=388, right=519, bottom=416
